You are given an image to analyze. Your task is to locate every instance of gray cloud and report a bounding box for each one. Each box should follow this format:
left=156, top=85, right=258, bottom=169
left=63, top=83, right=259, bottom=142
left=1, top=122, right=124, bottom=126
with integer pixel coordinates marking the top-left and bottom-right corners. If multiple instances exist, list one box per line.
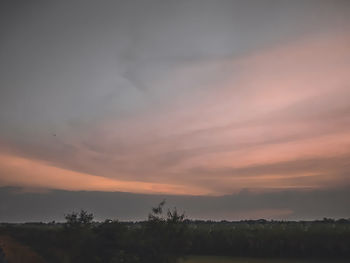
left=2, top=0, right=349, bottom=134
left=0, top=186, right=349, bottom=222
left=1, top=0, right=350, bottom=197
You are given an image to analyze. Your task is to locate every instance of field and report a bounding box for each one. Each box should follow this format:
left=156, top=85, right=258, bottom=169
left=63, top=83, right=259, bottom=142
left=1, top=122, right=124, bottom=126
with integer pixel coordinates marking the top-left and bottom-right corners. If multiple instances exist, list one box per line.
left=180, top=256, right=349, bottom=263
left=1, top=217, right=350, bottom=262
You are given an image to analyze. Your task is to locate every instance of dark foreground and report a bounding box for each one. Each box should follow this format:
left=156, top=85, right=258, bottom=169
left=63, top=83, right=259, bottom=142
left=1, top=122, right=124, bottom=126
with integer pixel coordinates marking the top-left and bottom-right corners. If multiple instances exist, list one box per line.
left=0, top=205, right=349, bottom=263
left=180, top=256, right=349, bottom=263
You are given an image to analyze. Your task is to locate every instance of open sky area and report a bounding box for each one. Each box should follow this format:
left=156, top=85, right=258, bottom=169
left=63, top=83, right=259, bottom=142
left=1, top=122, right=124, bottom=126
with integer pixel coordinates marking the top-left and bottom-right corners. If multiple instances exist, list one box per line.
left=1, top=0, right=350, bottom=221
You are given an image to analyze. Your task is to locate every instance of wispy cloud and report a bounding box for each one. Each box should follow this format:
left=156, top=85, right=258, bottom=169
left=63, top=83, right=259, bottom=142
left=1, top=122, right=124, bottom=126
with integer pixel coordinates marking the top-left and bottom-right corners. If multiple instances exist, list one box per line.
left=0, top=153, right=210, bottom=195
left=1, top=1, right=350, bottom=195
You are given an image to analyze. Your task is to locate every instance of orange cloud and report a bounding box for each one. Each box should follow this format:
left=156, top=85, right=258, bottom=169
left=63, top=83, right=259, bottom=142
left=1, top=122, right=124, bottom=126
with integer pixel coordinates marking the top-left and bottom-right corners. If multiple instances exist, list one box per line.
left=0, top=153, right=210, bottom=195
left=1, top=31, right=350, bottom=195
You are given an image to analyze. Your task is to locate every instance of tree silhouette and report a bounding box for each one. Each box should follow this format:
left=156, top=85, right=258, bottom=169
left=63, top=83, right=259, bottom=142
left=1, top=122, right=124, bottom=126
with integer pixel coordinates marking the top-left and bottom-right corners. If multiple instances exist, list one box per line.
left=144, top=200, right=189, bottom=263
left=64, top=210, right=94, bottom=229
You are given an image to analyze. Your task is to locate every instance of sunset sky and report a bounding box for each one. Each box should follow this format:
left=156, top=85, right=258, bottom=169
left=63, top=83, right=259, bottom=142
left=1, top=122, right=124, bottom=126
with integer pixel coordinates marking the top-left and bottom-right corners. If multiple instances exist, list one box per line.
left=1, top=0, right=350, bottom=221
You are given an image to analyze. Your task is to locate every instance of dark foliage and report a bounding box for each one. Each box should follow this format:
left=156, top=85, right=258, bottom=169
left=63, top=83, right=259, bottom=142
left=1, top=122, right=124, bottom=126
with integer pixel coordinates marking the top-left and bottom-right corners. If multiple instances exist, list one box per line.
left=0, top=206, right=350, bottom=262
left=186, top=219, right=350, bottom=259
left=0, top=202, right=188, bottom=263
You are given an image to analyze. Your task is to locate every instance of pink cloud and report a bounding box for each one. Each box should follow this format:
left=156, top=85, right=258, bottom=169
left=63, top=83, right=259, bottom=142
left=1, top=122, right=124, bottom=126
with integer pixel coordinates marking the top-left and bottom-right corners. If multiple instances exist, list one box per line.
left=0, top=153, right=210, bottom=195
left=2, top=30, right=350, bottom=195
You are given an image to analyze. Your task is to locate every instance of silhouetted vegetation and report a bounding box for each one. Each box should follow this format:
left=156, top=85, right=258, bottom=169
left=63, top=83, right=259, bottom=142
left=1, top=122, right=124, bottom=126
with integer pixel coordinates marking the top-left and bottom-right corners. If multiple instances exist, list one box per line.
left=185, top=218, right=350, bottom=259
left=0, top=203, right=350, bottom=262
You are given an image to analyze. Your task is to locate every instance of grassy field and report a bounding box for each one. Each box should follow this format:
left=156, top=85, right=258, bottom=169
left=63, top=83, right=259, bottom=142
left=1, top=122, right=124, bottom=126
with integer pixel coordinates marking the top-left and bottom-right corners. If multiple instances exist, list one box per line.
left=179, top=256, right=349, bottom=263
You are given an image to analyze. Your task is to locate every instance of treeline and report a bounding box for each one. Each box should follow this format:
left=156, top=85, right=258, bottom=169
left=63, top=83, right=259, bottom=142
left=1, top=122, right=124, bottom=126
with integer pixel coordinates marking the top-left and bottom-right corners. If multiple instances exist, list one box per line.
left=186, top=219, right=350, bottom=259
left=0, top=201, right=188, bottom=263
left=0, top=203, right=350, bottom=262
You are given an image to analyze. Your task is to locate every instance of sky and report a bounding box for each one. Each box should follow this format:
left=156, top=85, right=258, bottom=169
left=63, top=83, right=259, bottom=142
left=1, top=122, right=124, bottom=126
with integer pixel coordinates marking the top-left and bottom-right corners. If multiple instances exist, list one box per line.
left=1, top=0, right=350, bottom=220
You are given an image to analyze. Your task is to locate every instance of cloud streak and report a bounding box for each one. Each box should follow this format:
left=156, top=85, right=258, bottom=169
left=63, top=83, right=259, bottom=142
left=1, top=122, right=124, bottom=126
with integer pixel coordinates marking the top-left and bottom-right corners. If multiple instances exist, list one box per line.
left=1, top=1, right=350, bottom=196
left=0, top=153, right=209, bottom=195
